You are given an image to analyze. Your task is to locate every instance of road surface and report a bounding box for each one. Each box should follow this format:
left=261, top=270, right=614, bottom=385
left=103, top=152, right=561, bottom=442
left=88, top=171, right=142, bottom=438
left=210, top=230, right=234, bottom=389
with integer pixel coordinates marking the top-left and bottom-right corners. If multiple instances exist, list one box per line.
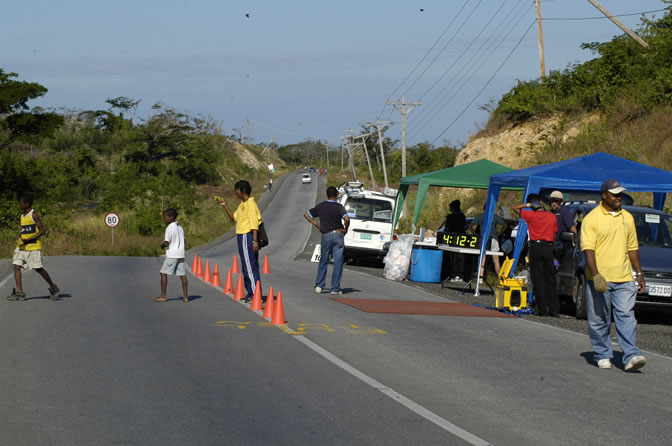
left=1, top=171, right=671, bottom=445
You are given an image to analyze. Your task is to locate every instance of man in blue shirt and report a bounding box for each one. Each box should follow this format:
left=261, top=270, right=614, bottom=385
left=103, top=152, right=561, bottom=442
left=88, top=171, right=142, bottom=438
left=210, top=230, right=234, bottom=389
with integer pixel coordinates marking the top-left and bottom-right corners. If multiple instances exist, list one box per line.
left=304, top=187, right=350, bottom=295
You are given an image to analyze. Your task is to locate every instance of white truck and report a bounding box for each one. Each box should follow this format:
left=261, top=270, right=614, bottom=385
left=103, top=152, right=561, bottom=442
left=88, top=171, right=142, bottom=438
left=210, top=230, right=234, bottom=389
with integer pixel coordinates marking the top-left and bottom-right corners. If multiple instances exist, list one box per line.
left=337, top=182, right=397, bottom=262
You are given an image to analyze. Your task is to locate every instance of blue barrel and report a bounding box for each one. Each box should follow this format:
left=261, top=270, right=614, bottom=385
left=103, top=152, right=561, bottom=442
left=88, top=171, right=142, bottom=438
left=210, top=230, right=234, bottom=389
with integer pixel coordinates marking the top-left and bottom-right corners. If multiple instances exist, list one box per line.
left=410, top=248, right=443, bottom=283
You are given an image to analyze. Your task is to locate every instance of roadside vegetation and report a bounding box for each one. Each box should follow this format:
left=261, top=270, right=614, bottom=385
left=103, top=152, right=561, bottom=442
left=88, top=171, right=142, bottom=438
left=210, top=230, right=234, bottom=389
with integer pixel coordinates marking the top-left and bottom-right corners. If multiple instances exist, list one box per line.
left=0, top=73, right=284, bottom=257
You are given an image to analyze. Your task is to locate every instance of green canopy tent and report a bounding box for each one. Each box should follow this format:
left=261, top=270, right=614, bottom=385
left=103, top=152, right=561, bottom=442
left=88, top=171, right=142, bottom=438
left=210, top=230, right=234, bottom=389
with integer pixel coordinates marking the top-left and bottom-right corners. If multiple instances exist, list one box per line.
left=391, top=159, right=521, bottom=231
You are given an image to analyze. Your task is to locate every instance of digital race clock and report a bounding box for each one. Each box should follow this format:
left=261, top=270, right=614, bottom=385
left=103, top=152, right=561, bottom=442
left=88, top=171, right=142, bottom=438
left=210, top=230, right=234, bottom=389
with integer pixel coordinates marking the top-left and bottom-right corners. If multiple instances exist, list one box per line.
left=438, top=232, right=480, bottom=249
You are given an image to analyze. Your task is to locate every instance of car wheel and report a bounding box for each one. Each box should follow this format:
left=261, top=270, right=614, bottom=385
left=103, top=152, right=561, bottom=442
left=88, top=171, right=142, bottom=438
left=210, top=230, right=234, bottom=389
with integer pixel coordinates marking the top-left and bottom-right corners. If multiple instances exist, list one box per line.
left=574, top=273, right=588, bottom=320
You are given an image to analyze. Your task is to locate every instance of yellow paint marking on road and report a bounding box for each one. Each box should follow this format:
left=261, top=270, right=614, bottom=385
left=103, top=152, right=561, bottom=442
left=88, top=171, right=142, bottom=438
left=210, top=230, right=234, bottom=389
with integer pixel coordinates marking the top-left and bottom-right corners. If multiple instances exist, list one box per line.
left=214, top=321, right=254, bottom=329
left=212, top=321, right=387, bottom=335
left=295, top=323, right=335, bottom=333
left=339, top=324, right=388, bottom=335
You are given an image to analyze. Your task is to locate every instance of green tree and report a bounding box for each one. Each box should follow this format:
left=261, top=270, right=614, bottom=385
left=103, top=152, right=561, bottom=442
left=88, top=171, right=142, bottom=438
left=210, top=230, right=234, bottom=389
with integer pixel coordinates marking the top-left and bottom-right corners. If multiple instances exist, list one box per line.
left=0, top=69, right=64, bottom=150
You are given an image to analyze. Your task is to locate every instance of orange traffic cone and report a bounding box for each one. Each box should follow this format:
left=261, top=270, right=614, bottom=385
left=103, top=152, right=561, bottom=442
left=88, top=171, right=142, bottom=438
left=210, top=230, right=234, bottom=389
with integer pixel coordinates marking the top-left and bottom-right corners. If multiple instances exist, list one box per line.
left=263, top=286, right=274, bottom=319
left=223, top=269, right=234, bottom=294
left=211, top=264, right=221, bottom=287
left=203, top=260, right=212, bottom=284
left=232, top=255, right=240, bottom=274
left=250, top=280, right=263, bottom=311
left=271, top=290, right=286, bottom=325
left=191, top=254, right=198, bottom=274
left=233, top=274, right=245, bottom=301
left=196, top=257, right=204, bottom=279
left=261, top=255, right=270, bottom=274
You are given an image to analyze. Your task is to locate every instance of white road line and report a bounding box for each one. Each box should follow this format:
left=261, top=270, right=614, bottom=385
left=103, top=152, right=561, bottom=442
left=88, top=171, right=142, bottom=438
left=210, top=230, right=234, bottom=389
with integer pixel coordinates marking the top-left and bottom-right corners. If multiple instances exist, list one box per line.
left=0, top=273, right=12, bottom=290
left=294, top=335, right=492, bottom=446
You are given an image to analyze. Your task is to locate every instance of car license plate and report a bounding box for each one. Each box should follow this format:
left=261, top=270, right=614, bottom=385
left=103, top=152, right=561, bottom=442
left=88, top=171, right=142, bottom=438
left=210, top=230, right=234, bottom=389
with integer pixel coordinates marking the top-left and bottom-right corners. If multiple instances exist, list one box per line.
left=360, top=233, right=372, bottom=240
left=648, top=283, right=672, bottom=297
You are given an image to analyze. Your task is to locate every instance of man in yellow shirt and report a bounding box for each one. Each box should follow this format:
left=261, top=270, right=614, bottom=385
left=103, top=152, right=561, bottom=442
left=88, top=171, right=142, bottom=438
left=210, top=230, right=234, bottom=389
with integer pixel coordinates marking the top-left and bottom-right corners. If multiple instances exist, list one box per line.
left=581, top=179, right=646, bottom=372
left=219, top=180, right=262, bottom=302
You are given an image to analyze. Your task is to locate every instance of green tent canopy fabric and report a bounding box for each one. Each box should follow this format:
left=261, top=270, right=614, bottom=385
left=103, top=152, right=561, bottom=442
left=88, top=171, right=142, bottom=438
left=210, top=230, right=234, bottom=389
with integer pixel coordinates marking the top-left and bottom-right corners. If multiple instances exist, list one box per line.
left=392, top=159, right=521, bottom=230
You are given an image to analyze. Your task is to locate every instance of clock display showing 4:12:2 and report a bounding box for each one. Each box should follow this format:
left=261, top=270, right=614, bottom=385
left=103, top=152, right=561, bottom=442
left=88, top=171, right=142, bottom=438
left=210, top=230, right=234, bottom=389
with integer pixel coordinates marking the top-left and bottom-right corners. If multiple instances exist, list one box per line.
left=442, top=232, right=479, bottom=248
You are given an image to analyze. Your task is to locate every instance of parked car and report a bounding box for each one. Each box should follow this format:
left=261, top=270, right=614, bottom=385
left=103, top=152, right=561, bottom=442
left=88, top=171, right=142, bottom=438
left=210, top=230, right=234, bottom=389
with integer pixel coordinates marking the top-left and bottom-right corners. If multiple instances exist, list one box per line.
left=337, top=182, right=397, bottom=262
left=301, top=173, right=311, bottom=184
left=556, top=201, right=672, bottom=319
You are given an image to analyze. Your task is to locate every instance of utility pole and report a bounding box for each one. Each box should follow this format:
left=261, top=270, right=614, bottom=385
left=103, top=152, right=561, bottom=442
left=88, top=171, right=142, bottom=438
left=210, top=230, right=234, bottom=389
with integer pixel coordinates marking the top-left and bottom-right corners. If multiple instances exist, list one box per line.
left=339, top=136, right=346, bottom=170
left=344, top=130, right=357, bottom=181
left=587, top=0, right=649, bottom=48
left=352, top=133, right=375, bottom=188
left=324, top=142, right=330, bottom=167
left=387, top=97, right=420, bottom=178
left=536, top=0, right=546, bottom=83
left=366, top=119, right=391, bottom=189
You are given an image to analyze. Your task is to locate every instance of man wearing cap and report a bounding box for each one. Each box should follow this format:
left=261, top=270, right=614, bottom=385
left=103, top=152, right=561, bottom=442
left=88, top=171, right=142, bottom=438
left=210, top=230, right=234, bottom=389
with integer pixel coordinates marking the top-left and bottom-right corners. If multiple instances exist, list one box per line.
left=549, top=190, right=577, bottom=263
left=581, top=179, right=646, bottom=372
left=512, top=194, right=559, bottom=317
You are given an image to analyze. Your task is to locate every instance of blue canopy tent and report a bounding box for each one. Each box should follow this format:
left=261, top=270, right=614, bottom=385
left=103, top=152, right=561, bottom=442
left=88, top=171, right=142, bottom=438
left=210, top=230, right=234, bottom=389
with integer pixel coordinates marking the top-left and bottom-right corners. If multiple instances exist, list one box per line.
left=475, top=152, right=672, bottom=296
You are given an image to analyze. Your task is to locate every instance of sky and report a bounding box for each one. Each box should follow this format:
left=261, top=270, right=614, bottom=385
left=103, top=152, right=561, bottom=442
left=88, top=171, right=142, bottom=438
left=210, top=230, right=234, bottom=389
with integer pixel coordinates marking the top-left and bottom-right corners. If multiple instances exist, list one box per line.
left=2, top=0, right=668, bottom=148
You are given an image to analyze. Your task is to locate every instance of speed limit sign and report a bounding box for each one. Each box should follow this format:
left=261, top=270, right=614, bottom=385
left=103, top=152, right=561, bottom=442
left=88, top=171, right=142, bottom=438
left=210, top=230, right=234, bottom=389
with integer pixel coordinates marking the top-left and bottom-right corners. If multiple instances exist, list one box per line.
left=104, top=212, right=120, bottom=228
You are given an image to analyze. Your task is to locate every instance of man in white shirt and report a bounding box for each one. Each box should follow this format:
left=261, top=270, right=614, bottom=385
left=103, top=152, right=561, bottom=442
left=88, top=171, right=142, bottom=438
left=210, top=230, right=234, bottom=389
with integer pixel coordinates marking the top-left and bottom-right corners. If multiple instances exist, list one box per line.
left=153, top=208, right=189, bottom=303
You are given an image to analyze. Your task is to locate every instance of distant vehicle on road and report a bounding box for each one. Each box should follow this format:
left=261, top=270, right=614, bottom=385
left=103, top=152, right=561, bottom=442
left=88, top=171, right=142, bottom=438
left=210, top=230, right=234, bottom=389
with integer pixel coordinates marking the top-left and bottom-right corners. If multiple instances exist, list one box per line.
left=301, top=173, right=311, bottom=184
left=556, top=201, right=672, bottom=319
left=337, top=182, right=397, bottom=262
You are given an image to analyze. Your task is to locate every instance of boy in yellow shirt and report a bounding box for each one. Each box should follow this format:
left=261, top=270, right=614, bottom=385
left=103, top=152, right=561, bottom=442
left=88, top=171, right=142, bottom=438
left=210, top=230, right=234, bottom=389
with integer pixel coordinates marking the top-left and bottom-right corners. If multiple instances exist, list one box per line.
left=8, top=193, right=59, bottom=301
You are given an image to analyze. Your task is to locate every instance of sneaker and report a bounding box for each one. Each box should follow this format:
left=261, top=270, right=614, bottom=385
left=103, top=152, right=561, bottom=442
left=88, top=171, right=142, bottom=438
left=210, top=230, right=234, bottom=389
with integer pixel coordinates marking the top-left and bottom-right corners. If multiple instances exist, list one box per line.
left=624, top=355, right=646, bottom=372
left=454, top=276, right=462, bottom=282
left=242, top=296, right=252, bottom=303
left=330, top=290, right=343, bottom=295
left=7, top=288, right=26, bottom=301
left=49, top=285, right=60, bottom=301
left=597, top=359, right=612, bottom=369
left=314, top=286, right=322, bottom=294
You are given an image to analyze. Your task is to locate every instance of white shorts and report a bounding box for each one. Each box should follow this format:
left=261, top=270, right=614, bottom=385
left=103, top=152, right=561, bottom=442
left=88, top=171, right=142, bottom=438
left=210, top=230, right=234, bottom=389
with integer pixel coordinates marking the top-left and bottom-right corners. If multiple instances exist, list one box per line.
left=489, top=238, right=500, bottom=252
left=160, top=257, right=187, bottom=276
left=13, top=248, right=44, bottom=270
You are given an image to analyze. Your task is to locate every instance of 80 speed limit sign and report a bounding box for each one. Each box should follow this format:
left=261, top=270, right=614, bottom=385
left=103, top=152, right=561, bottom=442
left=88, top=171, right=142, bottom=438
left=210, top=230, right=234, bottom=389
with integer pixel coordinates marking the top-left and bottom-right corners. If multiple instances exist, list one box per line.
left=104, top=212, right=120, bottom=228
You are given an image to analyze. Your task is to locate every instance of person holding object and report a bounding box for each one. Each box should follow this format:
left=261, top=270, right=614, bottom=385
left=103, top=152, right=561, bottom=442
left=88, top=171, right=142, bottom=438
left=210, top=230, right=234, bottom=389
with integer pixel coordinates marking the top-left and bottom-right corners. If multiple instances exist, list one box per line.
left=581, top=179, right=646, bottom=372
left=218, top=180, right=262, bottom=303
left=512, top=194, right=558, bottom=317
left=153, top=208, right=188, bottom=303
left=304, top=186, right=350, bottom=295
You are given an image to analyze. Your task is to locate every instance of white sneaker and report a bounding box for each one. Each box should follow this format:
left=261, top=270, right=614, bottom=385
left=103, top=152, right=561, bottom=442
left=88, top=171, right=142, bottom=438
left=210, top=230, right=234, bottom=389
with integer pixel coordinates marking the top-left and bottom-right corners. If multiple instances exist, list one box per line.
left=624, top=355, right=646, bottom=372
left=314, top=287, right=322, bottom=294
left=597, top=359, right=612, bottom=369
left=330, top=290, right=343, bottom=295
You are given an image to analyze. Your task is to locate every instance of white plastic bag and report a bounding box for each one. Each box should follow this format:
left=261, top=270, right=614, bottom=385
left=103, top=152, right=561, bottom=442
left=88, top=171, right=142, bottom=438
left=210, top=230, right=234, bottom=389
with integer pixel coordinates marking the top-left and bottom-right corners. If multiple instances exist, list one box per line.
left=383, top=234, right=415, bottom=281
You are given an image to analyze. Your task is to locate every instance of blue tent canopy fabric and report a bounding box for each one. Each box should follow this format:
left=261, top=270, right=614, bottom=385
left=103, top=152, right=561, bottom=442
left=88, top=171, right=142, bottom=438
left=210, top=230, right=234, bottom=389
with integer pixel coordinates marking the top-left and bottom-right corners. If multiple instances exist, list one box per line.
left=476, top=152, right=672, bottom=295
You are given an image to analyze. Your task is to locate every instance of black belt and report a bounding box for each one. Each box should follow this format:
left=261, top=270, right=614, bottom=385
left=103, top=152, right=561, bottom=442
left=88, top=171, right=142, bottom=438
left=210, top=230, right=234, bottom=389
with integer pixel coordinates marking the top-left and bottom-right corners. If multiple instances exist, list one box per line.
left=529, top=240, right=553, bottom=245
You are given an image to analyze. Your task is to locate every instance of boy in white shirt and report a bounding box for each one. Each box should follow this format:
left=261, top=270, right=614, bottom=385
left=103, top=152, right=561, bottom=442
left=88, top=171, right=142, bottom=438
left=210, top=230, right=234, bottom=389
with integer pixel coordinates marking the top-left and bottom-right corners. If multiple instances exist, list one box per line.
left=153, top=208, right=188, bottom=302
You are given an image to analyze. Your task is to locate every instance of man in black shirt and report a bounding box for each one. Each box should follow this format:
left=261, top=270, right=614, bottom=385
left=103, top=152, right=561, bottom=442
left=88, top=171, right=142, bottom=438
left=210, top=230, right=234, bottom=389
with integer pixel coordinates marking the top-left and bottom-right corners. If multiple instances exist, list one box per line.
left=441, top=200, right=467, bottom=281
left=304, top=186, right=350, bottom=295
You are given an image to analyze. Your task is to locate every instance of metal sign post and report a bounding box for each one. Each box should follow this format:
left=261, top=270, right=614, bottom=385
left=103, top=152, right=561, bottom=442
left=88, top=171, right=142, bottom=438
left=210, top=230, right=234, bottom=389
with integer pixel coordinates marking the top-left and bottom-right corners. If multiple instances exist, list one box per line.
left=104, top=212, right=120, bottom=245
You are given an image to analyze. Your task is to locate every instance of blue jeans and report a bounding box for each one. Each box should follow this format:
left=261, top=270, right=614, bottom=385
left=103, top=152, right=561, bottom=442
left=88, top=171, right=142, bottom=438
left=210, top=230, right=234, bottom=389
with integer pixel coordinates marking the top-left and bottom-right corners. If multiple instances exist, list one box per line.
left=315, top=232, right=345, bottom=292
left=586, top=279, right=641, bottom=364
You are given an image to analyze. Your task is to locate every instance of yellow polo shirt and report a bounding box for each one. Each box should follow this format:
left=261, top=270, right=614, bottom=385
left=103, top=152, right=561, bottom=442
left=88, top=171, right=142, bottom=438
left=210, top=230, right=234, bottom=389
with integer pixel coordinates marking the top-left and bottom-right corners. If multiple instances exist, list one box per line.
left=233, top=196, right=261, bottom=234
left=581, top=202, right=638, bottom=282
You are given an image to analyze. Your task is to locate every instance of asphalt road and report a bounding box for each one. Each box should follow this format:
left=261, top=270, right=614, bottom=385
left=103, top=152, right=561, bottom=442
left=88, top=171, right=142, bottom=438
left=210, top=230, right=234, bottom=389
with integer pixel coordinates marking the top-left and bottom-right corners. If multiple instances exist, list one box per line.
left=2, top=171, right=672, bottom=445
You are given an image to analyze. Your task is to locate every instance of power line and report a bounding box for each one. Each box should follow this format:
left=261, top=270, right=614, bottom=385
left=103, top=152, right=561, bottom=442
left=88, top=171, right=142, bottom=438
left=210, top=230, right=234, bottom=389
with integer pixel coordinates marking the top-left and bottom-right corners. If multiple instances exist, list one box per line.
left=408, top=0, right=531, bottom=139
left=544, top=7, right=668, bottom=21
left=431, top=20, right=537, bottom=145
left=378, top=0, right=472, bottom=118
left=414, top=0, right=505, bottom=104
left=408, top=0, right=528, bottom=133
left=383, top=0, right=484, bottom=122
